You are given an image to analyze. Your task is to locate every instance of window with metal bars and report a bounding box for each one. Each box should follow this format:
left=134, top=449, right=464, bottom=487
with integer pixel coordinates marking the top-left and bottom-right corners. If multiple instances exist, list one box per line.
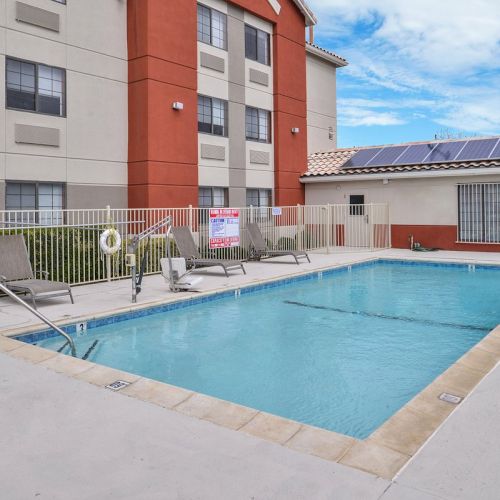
left=458, top=183, right=500, bottom=243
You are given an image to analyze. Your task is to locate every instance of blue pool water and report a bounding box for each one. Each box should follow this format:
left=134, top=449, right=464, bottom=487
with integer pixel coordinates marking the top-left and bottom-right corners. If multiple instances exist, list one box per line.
left=37, top=261, right=500, bottom=439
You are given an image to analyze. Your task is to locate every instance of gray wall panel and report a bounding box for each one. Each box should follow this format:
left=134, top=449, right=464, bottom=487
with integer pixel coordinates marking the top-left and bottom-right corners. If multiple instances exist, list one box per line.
left=15, top=124, right=60, bottom=147
left=227, top=5, right=247, bottom=207
left=249, top=68, right=269, bottom=87
left=0, top=181, right=5, bottom=210
left=200, top=52, right=225, bottom=73
left=66, top=184, right=128, bottom=209
left=200, top=144, right=226, bottom=160
left=249, top=150, right=270, bottom=165
left=16, top=2, right=60, bottom=32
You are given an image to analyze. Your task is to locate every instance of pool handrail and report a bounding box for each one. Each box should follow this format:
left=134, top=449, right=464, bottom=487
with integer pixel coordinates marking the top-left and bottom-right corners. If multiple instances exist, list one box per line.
left=0, top=282, right=76, bottom=357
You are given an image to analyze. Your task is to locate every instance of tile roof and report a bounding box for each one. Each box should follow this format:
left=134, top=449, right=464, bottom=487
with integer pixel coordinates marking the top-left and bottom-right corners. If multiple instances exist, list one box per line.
left=304, top=140, right=500, bottom=178
left=306, top=43, right=348, bottom=66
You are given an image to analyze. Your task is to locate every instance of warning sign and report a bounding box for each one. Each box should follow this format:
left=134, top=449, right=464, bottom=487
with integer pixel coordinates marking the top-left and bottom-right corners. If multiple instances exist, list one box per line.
left=209, top=209, right=240, bottom=249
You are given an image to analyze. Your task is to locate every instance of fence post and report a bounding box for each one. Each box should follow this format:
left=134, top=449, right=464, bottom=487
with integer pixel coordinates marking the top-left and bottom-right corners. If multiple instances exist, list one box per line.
left=369, top=204, right=374, bottom=251
left=106, top=205, right=111, bottom=282
left=387, top=203, right=392, bottom=249
left=326, top=204, right=331, bottom=254
left=297, top=204, right=303, bottom=251
left=188, top=204, right=193, bottom=231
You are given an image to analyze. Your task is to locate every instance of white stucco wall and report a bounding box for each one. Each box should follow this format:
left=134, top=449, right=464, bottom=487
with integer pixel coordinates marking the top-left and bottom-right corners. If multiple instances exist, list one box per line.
left=0, top=0, right=129, bottom=209
left=304, top=173, right=500, bottom=226
left=306, top=52, right=337, bottom=154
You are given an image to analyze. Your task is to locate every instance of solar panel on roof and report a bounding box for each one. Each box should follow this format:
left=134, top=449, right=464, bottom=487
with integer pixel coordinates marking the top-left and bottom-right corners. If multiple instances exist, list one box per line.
left=366, top=146, right=409, bottom=166
left=488, top=139, right=500, bottom=159
left=393, top=143, right=436, bottom=165
left=455, top=139, right=498, bottom=161
left=424, top=141, right=465, bottom=163
left=342, top=148, right=382, bottom=168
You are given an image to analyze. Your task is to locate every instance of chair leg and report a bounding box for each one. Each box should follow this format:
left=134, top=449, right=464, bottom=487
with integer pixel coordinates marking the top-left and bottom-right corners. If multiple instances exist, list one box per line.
left=224, top=267, right=229, bottom=277
left=241, top=264, right=246, bottom=275
left=31, top=295, right=37, bottom=310
left=69, top=290, right=75, bottom=304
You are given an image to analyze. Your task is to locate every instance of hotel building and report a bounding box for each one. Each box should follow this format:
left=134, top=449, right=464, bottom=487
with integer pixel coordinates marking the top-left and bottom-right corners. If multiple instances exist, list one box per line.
left=0, top=0, right=346, bottom=212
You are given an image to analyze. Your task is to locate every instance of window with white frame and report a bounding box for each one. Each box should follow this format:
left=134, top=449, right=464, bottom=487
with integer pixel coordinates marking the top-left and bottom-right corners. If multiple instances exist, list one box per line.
left=197, top=4, right=227, bottom=50
left=6, top=58, right=65, bottom=116
left=5, top=182, right=64, bottom=224
left=458, top=183, right=500, bottom=243
left=246, top=107, right=271, bottom=143
left=198, top=95, right=228, bottom=136
left=245, top=25, right=270, bottom=65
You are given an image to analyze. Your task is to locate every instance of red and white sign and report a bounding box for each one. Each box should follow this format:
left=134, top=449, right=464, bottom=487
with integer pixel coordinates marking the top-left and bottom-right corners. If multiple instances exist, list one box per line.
left=209, top=209, right=240, bottom=249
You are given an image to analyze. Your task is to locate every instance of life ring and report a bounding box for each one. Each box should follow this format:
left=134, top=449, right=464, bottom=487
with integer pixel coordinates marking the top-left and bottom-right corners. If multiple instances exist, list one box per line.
left=99, top=229, right=122, bottom=255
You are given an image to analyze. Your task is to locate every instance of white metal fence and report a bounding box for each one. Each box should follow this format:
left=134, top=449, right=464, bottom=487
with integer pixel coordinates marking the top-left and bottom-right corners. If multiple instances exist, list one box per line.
left=0, top=203, right=390, bottom=285
left=458, top=183, right=500, bottom=243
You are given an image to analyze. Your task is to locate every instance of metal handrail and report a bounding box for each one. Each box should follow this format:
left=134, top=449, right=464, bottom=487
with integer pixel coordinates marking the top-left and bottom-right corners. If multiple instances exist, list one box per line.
left=0, top=283, right=76, bottom=357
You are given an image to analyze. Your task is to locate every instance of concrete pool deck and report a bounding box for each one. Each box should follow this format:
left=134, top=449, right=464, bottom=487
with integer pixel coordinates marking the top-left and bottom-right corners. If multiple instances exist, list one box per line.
left=1, top=249, right=500, bottom=498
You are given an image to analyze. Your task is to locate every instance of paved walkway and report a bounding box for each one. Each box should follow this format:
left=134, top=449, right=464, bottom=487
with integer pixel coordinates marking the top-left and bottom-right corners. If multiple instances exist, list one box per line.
left=1, top=249, right=500, bottom=499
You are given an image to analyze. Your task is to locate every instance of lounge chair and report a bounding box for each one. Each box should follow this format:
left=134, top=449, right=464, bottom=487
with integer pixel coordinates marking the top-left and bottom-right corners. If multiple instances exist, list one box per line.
left=0, top=234, right=74, bottom=309
left=171, top=226, right=246, bottom=277
left=246, top=223, right=310, bottom=264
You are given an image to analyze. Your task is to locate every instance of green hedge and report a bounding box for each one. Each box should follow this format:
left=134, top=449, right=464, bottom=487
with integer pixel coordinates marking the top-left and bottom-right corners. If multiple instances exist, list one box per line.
left=0, top=229, right=177, bottom=285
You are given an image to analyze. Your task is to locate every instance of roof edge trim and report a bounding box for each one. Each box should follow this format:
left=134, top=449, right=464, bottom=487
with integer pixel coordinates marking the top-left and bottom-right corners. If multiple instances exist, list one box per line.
left=300, top=167, right=500, bottom=183
left=292, top=0, right=317, bottom=26
left=306, top=43, right=348, bottom=67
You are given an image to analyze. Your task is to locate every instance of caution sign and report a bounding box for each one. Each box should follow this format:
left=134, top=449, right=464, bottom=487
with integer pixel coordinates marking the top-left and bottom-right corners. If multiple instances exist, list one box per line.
left=209, top=209, right=240, bottom=249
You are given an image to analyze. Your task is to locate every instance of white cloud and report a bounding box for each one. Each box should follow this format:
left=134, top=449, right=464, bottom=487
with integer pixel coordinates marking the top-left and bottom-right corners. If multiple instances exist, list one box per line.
left=338, top=104, right=406, bottom=127
left=307, top=0, right=500, bottom=135
left=309, top=0, right=500, bottom=75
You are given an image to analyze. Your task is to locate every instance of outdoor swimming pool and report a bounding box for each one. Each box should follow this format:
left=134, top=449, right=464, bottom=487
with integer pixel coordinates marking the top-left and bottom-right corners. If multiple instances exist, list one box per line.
left=35, top=261, right=500, bottom=439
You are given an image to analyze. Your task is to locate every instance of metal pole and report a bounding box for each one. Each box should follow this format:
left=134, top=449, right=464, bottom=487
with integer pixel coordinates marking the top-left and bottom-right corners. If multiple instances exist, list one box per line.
left=326, top=204, right=331, bottom=254
left=0, top=283, right=76, bottom=357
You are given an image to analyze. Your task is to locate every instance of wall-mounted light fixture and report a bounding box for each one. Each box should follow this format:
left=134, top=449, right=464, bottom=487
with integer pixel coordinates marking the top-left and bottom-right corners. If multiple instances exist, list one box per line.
left=172, top=102, right=184, bottom=110
left=291, top=127, right=300, bottom=134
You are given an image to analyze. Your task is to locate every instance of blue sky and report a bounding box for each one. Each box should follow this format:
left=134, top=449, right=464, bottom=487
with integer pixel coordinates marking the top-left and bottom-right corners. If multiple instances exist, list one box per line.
left=307, top=0, right=500, bottom=148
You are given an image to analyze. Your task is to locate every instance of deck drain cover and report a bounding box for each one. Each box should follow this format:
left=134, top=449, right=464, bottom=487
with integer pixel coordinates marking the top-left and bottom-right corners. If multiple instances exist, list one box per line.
left=105, top=380, right=131, bottom=391
left=439, top=392, right=462, bottom=405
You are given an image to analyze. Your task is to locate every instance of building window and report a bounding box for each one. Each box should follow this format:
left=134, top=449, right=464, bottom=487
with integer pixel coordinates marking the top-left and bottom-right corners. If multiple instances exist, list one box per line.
left=246, top=107, right=271, bottom=143
left=246, top=189, right=271, bottom=207
left=349, top=194, right=365, bottom=215
left=458, top=183, right=500, bottom=243
left=5, top=182, right=64, bottom=224
left=198, top=95, right=228, bottom=136
left=197, top=4, right=227, bottom=50
left=245, top=25, right=270, bottom=65
left=6, top=58, right=65, bottom=117
left=198, top=187, right=228, bottom=208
